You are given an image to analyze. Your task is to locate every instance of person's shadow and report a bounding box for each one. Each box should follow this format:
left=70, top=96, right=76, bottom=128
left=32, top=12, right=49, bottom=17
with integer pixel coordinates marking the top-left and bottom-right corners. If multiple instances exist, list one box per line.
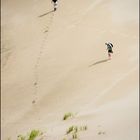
left=89, top=59, right=109, bottom=67
left=38, top=10, right=54, bottom=18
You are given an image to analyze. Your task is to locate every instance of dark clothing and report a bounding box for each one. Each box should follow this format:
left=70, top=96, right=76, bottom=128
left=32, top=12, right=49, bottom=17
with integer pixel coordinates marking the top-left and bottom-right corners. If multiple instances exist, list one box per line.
left=106, top=43, right=113, bottom=53
left=52, top=0, right=57, bottom=2
left=108, top=49, right=113, bottom=53
left=109, top=43, right=113, bottom=48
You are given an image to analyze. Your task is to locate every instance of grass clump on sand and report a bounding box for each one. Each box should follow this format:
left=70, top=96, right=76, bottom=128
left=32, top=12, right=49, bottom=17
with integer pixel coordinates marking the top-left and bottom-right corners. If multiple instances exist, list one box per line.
left=17, top=130, right=43, bottom=140
left=65, top=125, right=87, bottom=139
left=28, top=130, right=40, bottom=140
left=66, top=126, right=78, bottom=134
left=63, top=112, right=75, bottom=120
left=62, top=138, right=67, bottom=140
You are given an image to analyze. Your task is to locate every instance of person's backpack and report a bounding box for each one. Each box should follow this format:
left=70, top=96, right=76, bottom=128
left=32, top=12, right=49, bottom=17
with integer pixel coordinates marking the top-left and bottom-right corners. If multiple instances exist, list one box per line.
left=108, top=43, right=113, bottom=48
left=107, top=45, right=112, bottom=50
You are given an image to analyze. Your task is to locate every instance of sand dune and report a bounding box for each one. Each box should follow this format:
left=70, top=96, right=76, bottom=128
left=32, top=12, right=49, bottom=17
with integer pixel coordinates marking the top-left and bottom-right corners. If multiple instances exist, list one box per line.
left=1, top=0, right=139, bottom=139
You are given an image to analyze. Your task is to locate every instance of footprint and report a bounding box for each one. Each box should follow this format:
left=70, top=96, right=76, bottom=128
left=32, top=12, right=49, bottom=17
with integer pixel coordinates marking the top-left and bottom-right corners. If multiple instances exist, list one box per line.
left=98, top=131, right=106, bottom=135
left=32, top=100, right=36, bottom=104
left=44, top=28, right=49, bottom=33
left=97, top=125, right=106, bottom=135
left=34, top=82, right=37, bottom=86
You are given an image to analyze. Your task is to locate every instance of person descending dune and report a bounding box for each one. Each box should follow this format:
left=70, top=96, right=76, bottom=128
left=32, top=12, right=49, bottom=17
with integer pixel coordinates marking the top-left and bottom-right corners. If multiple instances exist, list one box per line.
left=52, top=0, right=58, bottom=11
left=105, top=42, right=113, bottom=60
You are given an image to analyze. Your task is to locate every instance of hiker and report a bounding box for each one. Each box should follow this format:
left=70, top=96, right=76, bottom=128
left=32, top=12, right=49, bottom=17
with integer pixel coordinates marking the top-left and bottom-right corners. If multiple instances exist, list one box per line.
left=51, top=0, right=58, bottom=11
left=105, top=42, right=113, bottom=60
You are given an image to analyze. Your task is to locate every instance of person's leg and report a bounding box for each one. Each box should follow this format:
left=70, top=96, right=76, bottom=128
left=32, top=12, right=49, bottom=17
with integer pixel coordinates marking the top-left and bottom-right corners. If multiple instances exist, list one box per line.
left=54, top=2, right=58, bottom=11
left=108, top=53, right=111, bottom=59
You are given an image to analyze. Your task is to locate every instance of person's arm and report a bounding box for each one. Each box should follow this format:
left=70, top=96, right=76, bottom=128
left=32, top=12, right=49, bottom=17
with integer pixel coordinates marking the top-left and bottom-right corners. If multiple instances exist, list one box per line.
left=105, top=44, right=108, bottom=50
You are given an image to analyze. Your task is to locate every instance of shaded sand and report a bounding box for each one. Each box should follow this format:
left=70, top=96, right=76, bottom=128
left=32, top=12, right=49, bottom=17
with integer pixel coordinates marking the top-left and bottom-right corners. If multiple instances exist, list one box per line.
left=1, top=0, right=139, bottom=139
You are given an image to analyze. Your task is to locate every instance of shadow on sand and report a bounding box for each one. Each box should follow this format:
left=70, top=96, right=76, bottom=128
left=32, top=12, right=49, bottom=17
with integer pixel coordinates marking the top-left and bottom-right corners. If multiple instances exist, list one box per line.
left=89, top=59, right=109, bottom=67
left=38, top=10, right=54, bottom=17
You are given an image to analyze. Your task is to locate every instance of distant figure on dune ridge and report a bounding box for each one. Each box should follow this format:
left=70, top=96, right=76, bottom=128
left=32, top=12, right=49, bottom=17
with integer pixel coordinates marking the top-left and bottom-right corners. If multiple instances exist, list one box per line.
left=51, top=0, right=58, bottom=11
left=105, top=42, right=113, bottom=60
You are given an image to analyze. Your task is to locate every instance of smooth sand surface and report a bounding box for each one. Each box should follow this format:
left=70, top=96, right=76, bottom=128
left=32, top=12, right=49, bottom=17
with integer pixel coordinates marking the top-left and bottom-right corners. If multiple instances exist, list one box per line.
left=1, top=0, right=139, bottom=139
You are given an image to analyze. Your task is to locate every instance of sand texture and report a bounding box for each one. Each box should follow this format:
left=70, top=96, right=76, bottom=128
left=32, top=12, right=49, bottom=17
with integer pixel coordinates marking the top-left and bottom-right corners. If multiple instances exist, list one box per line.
left=1, top=0, right=139, bottom=139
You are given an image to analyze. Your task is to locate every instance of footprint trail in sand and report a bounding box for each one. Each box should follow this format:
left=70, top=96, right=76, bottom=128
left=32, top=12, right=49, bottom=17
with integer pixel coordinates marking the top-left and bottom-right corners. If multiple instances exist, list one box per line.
left=33, top=11, right=55, bottom=103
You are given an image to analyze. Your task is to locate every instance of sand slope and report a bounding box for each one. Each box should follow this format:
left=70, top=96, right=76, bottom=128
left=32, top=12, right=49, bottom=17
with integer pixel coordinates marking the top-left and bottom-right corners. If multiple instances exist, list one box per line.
left=1, top=0, right=139, bottom=139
